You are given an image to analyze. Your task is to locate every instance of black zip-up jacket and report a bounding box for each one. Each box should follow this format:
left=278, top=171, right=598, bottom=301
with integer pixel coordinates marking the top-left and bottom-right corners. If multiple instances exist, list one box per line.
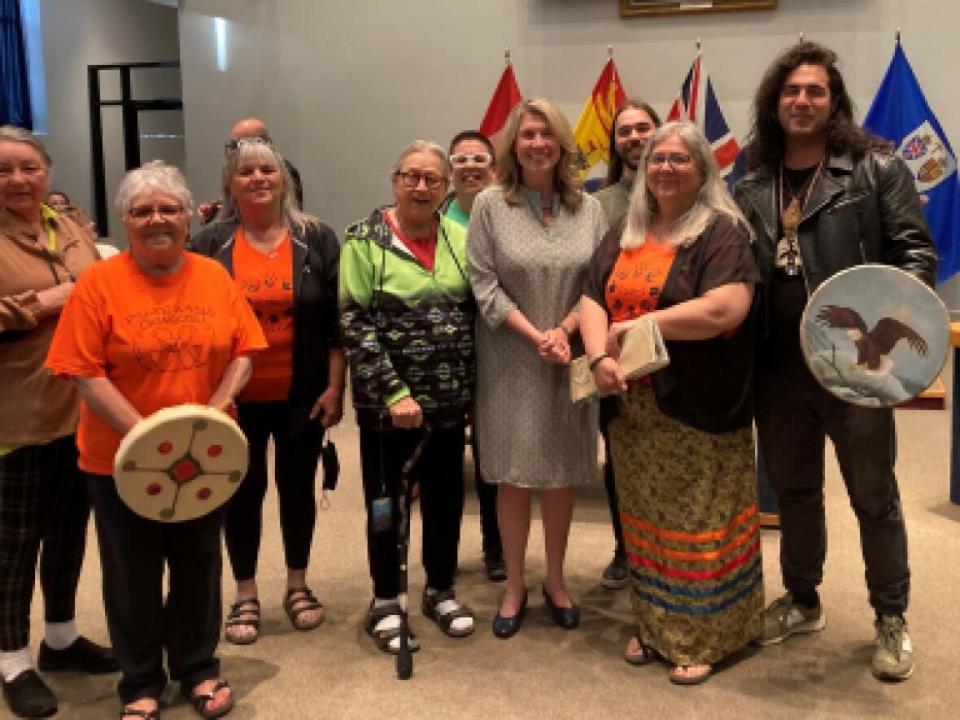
left=189, top=219, right=341, bottom=436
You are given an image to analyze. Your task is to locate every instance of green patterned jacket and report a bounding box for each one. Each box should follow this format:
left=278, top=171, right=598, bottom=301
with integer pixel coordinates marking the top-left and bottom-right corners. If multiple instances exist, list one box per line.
left=339, top=208, right=475, bottom=428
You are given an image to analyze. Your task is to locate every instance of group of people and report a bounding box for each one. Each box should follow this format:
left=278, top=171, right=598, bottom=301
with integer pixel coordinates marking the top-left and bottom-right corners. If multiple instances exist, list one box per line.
left=0, top=39, right=933, bottom=719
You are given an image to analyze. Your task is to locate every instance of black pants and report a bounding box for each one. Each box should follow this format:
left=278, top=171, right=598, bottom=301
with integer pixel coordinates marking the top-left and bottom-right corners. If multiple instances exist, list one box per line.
left=86, top=474, right=223, bottom=704
left=0, top=436, right=89, bottom=651
left=225, top=402, right=321, bottom=582
left=754, top=369, right=910, bottom=616
left=359, top=424, right=465, bottom=599
left=470, top=432, right=501, bottom=559
left=599, top=414, right=626, bottom=560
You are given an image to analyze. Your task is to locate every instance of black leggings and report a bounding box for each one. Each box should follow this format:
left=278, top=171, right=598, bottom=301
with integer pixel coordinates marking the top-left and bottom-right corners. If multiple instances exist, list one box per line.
left=224, top=402, right=322, bottom=582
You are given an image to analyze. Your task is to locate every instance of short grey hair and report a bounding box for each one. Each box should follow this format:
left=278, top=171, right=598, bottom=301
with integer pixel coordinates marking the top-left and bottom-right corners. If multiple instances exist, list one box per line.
left=621, top=121, right=752, bottom=249
left=115, top=160, right=194, bottom=215
left=0, top=125, right=52, bottom=168
left=391, top=140, right=450, bottom=179
left=216, top=138, right=315, bottom=234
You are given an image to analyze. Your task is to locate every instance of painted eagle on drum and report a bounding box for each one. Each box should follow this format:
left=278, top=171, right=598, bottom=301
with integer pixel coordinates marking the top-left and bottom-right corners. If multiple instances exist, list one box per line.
left=815, top=304, right=929, bottom=372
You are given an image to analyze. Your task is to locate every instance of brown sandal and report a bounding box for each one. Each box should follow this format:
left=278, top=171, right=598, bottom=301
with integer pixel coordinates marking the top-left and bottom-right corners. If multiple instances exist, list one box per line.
left=224, top=598, right=260, bottom=645
left=624, top=636, right=655, bottom=666
left=283, top=586, right=325, bottom=631
left=668, top=664, right=713, bottom=685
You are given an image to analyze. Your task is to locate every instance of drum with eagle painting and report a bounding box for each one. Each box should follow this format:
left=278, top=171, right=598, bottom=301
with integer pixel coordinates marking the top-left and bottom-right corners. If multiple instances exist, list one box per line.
left=800, top=264, right=949, bottom=407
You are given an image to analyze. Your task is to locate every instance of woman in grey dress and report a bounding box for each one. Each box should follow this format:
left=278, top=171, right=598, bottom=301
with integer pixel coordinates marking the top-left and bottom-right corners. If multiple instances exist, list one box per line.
left=467, top=98, right=605, bottom=638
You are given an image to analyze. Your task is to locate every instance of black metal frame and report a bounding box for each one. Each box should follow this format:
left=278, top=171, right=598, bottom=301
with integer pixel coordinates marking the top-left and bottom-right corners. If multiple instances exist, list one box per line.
left=87, top=61, right=182, bottom=237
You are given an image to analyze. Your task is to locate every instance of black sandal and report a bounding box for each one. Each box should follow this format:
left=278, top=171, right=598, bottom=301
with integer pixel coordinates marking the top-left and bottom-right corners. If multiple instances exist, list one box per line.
left=363, top=599, right=420, bottom=655
left=182, top=679, right=234, bottom=719
left=224, top=598, right=260, bottom=645
left=283, top=586, right=325, bottom=631
left=422, top=588, right=475, bottom=637
left=120, top=700, right=160, bottom=719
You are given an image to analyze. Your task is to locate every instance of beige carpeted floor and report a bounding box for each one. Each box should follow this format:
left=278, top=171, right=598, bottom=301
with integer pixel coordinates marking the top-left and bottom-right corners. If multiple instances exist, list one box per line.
left=28, top=371, right=960, bottom=719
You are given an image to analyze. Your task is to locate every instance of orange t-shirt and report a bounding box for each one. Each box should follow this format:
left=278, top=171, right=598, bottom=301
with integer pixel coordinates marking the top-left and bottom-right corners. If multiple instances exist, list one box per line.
left=45, top=252, right=267, bottom=475
left=232, top=228, right=295, bottom=402
left=604, top=238, right=677, bottom=323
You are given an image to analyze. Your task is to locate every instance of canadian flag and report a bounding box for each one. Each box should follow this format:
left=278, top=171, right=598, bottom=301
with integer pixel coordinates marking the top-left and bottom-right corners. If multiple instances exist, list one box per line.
left=479, top=64, right=522, bottom=150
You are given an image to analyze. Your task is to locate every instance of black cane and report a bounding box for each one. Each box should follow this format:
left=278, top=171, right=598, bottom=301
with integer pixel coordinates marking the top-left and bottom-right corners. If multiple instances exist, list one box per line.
left=396, top=423, right=432, bottom=680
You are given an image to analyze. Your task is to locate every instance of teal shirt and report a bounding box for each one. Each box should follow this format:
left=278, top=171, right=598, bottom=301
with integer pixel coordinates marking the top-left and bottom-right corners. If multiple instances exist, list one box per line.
left=445, top=198, right=470, bottom=228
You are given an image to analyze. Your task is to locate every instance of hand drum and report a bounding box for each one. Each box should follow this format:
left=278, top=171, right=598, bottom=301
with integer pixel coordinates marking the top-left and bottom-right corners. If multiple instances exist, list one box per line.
left=114, top=404, right=248, bottom=522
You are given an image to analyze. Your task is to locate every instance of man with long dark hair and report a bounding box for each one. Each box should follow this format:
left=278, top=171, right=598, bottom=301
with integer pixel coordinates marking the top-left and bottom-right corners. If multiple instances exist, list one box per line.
left=734, top=41, right=936, bottom=681
left=594, top=100, right=661, bottom=225
left=590, top=100, right=660, bottom=590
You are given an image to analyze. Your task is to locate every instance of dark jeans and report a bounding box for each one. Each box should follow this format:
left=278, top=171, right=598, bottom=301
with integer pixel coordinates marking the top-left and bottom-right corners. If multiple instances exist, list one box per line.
left=756, top=451, right=779, bottom=514
left=86, top=474, right=223, bottom=704
left=225, top=402, right=321, bottom=581
left=359, top=424, right=465, bottom=599
left=470, top=432, right=501, bottom=559
left=599, top=411, right=626, bottom=560
left=754, top=368, right=910, bottom=615
left=0, top=436, right=88, bottom=650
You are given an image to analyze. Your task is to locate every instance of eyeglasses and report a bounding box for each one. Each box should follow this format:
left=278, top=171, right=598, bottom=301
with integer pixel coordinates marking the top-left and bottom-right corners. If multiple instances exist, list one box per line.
left=127, top=204, right=184, bottom=222
left=450, top=152, right=492, bottom=168
left=393, top=171, right=447, bottom=190
left=646, top=152, right=693, bottom=169
left=224, top=135, right=273, bottom=156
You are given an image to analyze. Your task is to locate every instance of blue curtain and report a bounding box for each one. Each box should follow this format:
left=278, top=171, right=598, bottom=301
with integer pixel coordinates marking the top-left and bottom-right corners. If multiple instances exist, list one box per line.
left=0, top=0, right=33, bottom=129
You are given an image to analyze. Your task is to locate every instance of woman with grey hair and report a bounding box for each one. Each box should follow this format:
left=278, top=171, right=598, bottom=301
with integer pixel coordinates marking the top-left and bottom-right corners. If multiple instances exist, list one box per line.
left=46, top=160, right=267, bottom=719
left=340, top=140, right=476, bottom=654
left=0, top=125, right=115, bottom=719
left=579, top=121, right=763, bottom=684
left=191, top=138, right=345, bottom=646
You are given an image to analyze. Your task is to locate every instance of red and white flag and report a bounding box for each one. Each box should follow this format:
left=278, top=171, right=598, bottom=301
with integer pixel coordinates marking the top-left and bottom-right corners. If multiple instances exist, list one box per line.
left=667, top=51, right=740, bottom=177
left=479, top=64, right=522, bottom=149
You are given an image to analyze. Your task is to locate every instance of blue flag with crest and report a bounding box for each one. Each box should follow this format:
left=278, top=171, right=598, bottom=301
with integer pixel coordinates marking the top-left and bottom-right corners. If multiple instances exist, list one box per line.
left=864, top=41, right=960, bottom=283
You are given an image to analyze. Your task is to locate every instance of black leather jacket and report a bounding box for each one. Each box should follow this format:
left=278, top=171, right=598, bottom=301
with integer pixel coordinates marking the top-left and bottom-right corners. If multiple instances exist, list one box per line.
left=734, top=149, right=937, bottom=292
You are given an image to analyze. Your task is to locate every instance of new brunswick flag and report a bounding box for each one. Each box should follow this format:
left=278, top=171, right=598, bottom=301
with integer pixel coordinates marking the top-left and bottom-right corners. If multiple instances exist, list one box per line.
left=573, top=59, right=626, bottom=172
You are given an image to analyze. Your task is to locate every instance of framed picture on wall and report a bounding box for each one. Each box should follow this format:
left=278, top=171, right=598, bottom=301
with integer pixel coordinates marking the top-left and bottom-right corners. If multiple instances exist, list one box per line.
left=619, top=0, right=776, bottom=17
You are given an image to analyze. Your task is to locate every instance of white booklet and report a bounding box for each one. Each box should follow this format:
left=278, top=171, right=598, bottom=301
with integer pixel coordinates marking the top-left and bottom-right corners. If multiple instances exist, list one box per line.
left=569, top=316, right=670, bottom=403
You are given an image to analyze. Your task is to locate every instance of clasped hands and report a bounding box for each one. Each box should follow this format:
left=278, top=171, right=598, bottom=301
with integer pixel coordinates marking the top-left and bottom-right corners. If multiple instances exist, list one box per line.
left=537, top=326, right=571, bottom=365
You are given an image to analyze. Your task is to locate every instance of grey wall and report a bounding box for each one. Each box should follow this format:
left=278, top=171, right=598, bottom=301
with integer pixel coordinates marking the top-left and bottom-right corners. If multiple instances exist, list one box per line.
left=38, top=0, right=180, bottom=244
left=176, top=0, right=959, bottom=300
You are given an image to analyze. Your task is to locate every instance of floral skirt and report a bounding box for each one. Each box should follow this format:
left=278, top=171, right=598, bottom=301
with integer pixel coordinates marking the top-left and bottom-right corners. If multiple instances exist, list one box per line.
left=608, top=388, right=763, bottom=666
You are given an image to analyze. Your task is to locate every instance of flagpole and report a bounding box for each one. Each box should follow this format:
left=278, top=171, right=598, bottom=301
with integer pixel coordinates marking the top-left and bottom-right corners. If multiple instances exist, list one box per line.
left=504, top=47, right=511, bottom=66
left=607, top=45, right=613, bottom=60
left=696, top=38, right=701, bottom=52
left=895, top=27, right=901, bottom=46
left=798, top=32, right=805, bottom=44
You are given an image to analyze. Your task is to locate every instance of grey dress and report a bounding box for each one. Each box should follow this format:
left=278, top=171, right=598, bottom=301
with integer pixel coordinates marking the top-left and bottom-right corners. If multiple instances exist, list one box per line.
left=467, top=185, right=605, bottom=488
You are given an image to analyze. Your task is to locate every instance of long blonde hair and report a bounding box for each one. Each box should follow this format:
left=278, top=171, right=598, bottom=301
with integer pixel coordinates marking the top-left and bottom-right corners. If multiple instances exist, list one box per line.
left=621, top=121, right=751, bottom=249
left=496, top=98, right=583, bottom=212
left=216, top=139, right=315, bottom=235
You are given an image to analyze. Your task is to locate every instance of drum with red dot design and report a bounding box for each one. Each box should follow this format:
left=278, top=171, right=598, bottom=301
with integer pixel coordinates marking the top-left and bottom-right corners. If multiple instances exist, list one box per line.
left=114, top=404, right=248, bottom=522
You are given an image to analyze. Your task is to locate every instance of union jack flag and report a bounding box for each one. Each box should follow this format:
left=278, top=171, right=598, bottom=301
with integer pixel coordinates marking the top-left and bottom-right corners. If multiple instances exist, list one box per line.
left=667, top=52, right=740, bottom=178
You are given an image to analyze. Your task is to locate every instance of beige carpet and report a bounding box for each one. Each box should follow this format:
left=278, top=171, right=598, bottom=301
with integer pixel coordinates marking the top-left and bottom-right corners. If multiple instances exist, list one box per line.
left=29, top=371, right=960, bottom=719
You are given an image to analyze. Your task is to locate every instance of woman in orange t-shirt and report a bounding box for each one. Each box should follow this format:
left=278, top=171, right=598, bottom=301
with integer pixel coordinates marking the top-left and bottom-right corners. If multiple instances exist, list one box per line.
left=190, top=138, right=344, bottom=647
left=46, top=162, right=266, bottom=720
left=580, top=123, right=761, bottom=685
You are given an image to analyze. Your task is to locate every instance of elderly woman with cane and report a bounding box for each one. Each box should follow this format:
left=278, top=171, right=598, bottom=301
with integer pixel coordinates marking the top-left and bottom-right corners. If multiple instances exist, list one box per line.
left=340, top=140, right=476, bottom=656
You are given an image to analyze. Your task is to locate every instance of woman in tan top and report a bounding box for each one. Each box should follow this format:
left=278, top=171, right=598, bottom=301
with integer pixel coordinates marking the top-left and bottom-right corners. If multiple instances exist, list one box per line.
left=0, top=126, right=116, bottom=718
